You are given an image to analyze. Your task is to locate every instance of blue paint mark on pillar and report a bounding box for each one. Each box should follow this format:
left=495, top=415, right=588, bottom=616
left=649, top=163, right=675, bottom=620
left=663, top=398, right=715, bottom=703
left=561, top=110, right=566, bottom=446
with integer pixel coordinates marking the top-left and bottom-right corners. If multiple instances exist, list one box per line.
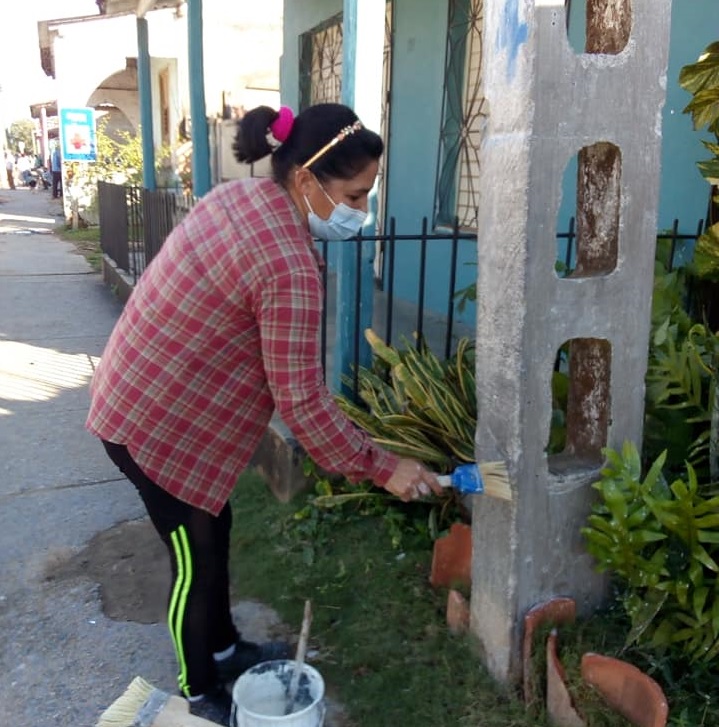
left=497, top=0, right=529, bottom=80
left=333, top=0, right=375, bottom=396
left=187, top=0, right=211, bottom=197
left=136, top=17, right=156, bottom=190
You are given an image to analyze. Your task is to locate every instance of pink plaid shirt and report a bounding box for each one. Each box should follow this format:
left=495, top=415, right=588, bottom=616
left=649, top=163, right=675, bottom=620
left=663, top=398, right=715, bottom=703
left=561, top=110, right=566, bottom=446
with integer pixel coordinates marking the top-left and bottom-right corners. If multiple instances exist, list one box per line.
left=86, top=178, right=399, bottom=514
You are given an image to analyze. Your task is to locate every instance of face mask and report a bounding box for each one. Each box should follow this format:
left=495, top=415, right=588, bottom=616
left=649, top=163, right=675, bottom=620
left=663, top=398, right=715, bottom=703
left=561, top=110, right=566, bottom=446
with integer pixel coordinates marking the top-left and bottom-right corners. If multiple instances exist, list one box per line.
left=304, top=182, right=368, bottom=241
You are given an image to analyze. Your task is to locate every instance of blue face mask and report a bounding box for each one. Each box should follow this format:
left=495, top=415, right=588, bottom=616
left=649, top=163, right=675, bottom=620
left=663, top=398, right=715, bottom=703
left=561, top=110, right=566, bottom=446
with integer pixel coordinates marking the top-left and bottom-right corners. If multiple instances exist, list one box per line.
left=304, top=182, right=368, bottom=241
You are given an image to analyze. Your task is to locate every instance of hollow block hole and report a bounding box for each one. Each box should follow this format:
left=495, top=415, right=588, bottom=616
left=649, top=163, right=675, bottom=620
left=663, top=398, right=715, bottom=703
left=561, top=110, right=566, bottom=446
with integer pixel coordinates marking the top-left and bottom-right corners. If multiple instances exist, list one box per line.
left=548, top=338, right=611, bottom=469
left=566, top=0, right=632, bottom=56
left=556, top=142, right=621, bottom=278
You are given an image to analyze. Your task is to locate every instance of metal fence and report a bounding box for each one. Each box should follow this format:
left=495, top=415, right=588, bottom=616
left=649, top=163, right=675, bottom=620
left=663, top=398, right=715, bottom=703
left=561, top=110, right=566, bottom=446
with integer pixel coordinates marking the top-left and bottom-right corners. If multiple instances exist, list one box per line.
left=98, top=181, right=197, bottom=283
left=97, top=181, right=707, bottom=397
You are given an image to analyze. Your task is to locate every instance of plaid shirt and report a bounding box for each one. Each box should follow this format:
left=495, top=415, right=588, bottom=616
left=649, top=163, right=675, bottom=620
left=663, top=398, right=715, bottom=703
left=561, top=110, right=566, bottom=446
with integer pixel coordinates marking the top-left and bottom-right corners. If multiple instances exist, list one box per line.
left=86, top=178, right=399, bottom=515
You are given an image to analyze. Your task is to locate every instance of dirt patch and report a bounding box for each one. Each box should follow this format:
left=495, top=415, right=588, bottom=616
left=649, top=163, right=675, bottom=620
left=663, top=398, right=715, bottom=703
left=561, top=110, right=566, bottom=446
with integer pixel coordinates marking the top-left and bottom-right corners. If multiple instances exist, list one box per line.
left=42, top=518, right=353, bottom=725
left=46, top=518, right=170, bottom=624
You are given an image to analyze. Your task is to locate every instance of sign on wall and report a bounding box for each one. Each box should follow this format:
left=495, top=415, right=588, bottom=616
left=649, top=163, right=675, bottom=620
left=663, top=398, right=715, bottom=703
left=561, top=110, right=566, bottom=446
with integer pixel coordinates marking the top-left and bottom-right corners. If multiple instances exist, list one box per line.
left=59, top=107, right=97, bottom=162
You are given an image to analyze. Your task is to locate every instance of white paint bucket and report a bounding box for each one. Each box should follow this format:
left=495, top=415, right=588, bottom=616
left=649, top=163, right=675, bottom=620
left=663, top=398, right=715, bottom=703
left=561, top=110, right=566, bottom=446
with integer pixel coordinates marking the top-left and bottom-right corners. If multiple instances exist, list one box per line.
left=231, top=659, right=326, bottom=727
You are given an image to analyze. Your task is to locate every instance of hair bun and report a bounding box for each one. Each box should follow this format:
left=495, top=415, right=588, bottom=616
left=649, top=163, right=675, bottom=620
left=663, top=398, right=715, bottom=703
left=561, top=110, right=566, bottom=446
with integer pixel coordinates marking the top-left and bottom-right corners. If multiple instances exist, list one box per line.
left=269, top=106, right=295, bottom=143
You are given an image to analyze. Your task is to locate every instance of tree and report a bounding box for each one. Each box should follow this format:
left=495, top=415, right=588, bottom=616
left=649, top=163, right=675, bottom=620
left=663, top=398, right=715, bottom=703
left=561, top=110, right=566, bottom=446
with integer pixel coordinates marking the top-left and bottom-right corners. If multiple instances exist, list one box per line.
left=7, top=119, right=36, bottom=156
left=93, top=116, right=172, bottom=186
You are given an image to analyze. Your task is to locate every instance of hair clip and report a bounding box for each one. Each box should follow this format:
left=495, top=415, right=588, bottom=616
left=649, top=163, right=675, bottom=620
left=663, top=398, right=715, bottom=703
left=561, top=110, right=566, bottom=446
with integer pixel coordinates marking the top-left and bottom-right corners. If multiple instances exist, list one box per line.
left=302, top=119, right=364, bottom=169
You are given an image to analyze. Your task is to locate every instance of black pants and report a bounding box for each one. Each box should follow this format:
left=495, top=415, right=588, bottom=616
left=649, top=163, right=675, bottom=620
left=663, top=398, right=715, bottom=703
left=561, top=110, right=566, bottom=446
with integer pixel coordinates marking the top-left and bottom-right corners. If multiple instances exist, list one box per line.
left=102, top=441, right=238, bottom=696
left=51, top=171, right=62, bottom=198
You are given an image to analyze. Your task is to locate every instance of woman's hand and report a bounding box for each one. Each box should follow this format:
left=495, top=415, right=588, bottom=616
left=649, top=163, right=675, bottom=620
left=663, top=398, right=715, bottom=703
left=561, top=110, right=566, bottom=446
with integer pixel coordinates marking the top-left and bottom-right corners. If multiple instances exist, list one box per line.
left=384, top=458, right=442, bottom=502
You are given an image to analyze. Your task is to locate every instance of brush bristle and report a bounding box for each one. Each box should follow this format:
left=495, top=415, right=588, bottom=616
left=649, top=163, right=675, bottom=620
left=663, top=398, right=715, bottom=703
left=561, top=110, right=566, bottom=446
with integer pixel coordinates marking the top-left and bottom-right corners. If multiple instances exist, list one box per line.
left=478, top=461, right=512, bottom=501
left=96, top=676, right=156, bottom=727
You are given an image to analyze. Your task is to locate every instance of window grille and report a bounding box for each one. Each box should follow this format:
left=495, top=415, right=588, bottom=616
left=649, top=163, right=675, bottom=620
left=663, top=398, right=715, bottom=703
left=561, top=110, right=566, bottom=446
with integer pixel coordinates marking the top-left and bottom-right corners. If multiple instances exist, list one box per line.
left=435, top=0, right=486, bottom=229
left=375, top=1, right=393, bottom=236
left=299, top=14, right=343, bottom=110
left=298, top=6, right=394, bottom=283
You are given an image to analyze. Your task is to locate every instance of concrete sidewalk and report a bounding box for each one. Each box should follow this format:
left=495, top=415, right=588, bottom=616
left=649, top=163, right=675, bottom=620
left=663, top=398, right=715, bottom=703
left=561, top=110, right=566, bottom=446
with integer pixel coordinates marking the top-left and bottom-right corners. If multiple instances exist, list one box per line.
left=0, top=188, right=290, bottom=726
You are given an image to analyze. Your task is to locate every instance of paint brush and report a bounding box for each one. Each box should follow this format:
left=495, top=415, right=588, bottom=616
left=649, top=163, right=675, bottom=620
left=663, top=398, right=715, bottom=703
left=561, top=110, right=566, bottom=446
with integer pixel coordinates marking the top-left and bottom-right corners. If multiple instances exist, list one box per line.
left=285, top=599, right=313, bottom=715
left=437, top=461, right=512, bottom=501
left=96, top=677, right=221, bottom=727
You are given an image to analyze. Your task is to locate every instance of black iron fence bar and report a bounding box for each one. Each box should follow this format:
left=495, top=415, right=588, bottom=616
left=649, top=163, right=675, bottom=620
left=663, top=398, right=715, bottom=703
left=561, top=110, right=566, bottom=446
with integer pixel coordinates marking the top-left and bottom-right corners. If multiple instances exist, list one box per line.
left=127, top=185, right=143, bottom=283
left=355, top=217, right=475, bottom=358
left=666, top=218, right=706, bottom=273
left=96, top=183, right=711, bottom=398
left=558, top=216, right=576, bottom=271
left=98, top=181, right=130, bottom=275
left=416, top=217, right=429, bottom=350
left=353, top=227, right=475, bottom=243
left=385, top=216, right=397, bottom=346
left=353, top=240, right=363, bottom=396
left=559, top=217, right=707, bottom=276
left=445, top=220, right=461, bottom=361
left=320, top=239, right=329, bottom=380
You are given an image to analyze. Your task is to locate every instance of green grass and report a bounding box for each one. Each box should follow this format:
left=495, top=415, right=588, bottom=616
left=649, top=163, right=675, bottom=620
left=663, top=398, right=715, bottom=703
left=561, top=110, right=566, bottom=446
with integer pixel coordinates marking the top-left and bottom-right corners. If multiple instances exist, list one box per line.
left=228, top=471, right=539, bottom=727
left=228, top=471, right=719, bottom=726
left=54, top=224, right=102, bottom=271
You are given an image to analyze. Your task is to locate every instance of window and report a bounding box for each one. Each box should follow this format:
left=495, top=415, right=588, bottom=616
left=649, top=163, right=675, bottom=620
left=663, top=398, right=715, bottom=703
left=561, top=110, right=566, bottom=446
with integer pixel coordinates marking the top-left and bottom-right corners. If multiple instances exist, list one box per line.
left=299, top=14, right=344, bottom=110
left=298, top=6, right=394, bottom=277
left=435, top=0, right=486, bottom=229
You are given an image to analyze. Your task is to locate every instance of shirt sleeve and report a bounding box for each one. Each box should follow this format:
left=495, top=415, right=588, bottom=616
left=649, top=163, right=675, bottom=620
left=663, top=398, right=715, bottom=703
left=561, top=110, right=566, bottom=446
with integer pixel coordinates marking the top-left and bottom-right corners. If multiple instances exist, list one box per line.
left=255, top=261, right=400, bottom=487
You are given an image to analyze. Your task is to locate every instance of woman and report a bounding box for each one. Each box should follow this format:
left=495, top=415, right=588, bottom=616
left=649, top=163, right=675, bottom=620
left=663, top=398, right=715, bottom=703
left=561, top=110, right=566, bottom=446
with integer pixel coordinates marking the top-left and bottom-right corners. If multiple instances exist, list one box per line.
left=86, top=103, right=441, bottom=723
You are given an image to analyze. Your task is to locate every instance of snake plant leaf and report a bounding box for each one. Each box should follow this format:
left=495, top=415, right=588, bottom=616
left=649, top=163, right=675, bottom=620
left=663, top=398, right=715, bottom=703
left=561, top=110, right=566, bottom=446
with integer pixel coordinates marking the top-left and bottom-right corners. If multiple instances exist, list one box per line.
left=312, top=492, right=389, bottom=508
left=364, top=328, right=402, bottom=366
left=370, top=438, right=451, bottom=467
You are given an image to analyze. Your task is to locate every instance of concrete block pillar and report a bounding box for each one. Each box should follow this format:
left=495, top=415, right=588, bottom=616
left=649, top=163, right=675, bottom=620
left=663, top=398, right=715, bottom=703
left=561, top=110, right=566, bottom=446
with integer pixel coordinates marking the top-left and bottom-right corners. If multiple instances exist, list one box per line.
left=470, top=0, right=671, bottom=683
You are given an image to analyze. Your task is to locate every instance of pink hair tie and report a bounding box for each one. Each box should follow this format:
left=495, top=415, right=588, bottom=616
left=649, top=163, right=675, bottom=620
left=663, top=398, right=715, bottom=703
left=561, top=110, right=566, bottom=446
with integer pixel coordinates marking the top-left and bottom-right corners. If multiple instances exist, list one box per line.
left=269, top=106, right=294, bottom=143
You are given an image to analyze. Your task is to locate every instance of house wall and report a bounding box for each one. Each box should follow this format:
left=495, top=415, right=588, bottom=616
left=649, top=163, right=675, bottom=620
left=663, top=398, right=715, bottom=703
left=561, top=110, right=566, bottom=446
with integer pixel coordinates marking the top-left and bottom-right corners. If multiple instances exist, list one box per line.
left=282, top=2, right=719, bottom=331
left=280, top=0, right=341, bottom=108
left=560, top=1, right=719, bottom=238
left=281, top=0, right=477, bottom=328
left=52, top=14, right=141, bottom=109
left=659, top=2, right=718, bottom=230
left=382, top=0, right=478, bottom=326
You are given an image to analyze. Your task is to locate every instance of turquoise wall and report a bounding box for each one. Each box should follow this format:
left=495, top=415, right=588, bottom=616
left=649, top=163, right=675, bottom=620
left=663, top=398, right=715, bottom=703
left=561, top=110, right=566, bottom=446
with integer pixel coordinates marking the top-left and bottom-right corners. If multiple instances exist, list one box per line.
left=381, top=0, right=477, bottom=324
left=280, top=0, right=341, bottom=110
left=281, top=2, right=719, bottom=324
left=281, top=0, right=477, bottom=327
left=560, top=2, right=718, bottom=246
left=659, top=2, right=717, bottom=231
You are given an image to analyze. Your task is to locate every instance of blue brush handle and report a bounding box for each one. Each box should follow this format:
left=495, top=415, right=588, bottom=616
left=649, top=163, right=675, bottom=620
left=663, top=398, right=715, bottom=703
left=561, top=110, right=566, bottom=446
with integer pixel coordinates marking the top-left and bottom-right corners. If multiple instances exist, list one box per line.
left=451, top=464, right=484, bottom=494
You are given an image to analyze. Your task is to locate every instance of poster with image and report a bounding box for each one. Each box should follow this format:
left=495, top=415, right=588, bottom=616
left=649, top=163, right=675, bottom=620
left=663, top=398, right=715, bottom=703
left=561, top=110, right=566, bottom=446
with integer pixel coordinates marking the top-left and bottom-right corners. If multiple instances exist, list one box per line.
left=59, top=107, right=97, bottom=162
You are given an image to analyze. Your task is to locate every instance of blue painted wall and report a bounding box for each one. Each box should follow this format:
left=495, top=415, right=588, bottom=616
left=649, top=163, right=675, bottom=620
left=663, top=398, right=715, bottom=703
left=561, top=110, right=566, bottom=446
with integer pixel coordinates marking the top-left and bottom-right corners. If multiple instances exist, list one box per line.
left=282, top=0, right=477, bottom=329
left=280, top=0, right=341, bottom=109
left=659, top=2, right=717, bottom=231
left=281, top=2, right=718, bottom=324
left=560, top=2, right=718, bottom=244
left=381, top=0, right=477, bottom=325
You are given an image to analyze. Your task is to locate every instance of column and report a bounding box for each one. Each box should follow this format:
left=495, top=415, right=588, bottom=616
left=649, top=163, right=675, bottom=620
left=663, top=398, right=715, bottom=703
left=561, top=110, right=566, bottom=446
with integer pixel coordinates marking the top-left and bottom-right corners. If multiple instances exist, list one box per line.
left=470, top=0, right=671, bottom=682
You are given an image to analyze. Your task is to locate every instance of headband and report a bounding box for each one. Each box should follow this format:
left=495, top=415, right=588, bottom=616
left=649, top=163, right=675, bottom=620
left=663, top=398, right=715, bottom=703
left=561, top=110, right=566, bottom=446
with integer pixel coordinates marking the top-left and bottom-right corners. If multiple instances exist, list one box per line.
left=268, top=106, right=294, bottom=145
left=301, top=119, right=364, bottom=169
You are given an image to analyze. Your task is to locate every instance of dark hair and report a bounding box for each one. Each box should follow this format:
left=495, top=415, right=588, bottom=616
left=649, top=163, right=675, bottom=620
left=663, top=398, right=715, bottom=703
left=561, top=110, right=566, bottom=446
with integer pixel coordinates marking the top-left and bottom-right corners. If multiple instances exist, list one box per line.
left=233, top=103, right=383, bottom=186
